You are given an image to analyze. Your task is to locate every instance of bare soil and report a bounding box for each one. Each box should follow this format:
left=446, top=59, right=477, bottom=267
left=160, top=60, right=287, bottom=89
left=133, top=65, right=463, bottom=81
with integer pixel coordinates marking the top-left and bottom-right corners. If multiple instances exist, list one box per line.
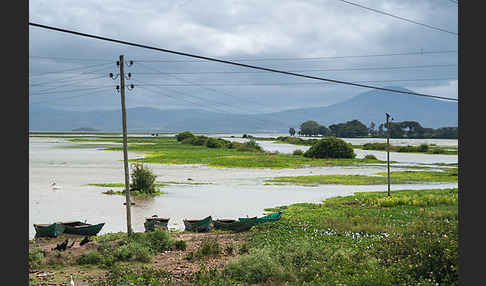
left=29, top=231, right=246, bottom=285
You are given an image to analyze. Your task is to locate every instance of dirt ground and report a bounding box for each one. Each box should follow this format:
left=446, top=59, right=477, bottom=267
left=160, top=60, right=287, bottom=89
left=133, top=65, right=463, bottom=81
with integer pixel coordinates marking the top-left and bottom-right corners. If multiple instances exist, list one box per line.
left=29, top=231, right=247, bottom=285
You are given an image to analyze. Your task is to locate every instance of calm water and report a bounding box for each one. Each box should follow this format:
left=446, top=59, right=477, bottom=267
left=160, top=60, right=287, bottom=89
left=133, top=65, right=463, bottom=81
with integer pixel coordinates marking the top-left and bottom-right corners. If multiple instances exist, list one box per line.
left=29, top=135, right=458, bottom=239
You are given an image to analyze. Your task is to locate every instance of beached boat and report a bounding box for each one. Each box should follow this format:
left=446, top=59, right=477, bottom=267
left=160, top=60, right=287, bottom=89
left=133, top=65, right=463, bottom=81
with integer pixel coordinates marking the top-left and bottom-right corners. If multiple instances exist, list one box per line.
left=61, top=221, right=105, bottom=236
left=183, top=216, right=212, bottom=232
left=33, top=223, right=65, bottom=238
left=213, top=217, right=258, bottom=232
left=239, top=211, right=283, bottom=223
left=144, top=216, right=170, bottom=232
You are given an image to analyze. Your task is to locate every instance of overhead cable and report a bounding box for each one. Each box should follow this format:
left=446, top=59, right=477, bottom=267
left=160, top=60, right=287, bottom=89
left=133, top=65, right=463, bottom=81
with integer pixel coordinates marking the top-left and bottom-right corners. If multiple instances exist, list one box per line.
left=28, top=22, right=458, bottom=101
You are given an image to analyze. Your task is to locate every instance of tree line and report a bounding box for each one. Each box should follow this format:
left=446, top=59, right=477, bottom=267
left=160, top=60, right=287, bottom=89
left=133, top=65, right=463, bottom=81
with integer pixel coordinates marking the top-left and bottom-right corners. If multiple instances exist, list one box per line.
left=291, top=119, right=458, bottom=139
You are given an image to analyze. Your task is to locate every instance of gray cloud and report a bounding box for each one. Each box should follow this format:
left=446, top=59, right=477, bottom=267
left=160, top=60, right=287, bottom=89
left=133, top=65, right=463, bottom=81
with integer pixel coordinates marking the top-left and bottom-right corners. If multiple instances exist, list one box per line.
left=29, top=0, right=458, bottom=112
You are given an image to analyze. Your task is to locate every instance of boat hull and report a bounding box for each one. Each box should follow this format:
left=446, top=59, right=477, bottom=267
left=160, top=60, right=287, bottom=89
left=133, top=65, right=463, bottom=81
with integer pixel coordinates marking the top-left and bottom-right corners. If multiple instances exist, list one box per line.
left=213, top=218, right=258, bottom=232
left=144, top=218, right=170, bottom=232
left=62, top=222, right=105, bottom=236
left=183, top=216, right=212, bottom=232
left=34, top=223, right=65, bottom=238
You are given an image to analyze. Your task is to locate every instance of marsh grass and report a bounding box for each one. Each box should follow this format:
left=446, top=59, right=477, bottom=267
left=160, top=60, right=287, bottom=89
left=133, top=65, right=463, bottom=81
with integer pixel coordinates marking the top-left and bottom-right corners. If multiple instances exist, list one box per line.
left=69, top=136, right=386, bottom=169
left=266, top=169, right=458, bottom=186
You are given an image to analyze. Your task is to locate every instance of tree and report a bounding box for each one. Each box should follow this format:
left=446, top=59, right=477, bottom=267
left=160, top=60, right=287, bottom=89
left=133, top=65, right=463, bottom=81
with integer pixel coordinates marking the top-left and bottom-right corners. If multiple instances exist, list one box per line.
left=329, top=120, right=368, bottom=138
left=289, top=127, right=296, bottom=136
left=368, top=121, right=376, bottom=136
left=300, top=120, right=321, bottom=136
left=317, top=125, right=330, bottom=136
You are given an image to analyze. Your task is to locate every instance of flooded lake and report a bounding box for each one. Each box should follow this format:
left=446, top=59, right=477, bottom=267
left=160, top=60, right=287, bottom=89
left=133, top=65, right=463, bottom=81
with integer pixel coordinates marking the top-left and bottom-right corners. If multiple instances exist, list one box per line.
left=29, top=135, right=458, bottom=239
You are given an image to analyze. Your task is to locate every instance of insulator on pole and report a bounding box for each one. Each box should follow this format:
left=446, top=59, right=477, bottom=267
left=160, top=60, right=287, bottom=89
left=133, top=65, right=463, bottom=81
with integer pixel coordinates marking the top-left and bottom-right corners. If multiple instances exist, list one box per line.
left=109, top=72, right=114, bottom=78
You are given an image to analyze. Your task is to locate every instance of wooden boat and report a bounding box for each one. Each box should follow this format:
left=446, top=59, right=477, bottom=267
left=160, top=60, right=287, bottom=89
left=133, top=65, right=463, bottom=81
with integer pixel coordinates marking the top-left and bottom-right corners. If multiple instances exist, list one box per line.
left=183, top=216, right=212, bottom=232
left=144, top=216, right=170, bottom=232
left=33, top=223, right=65, bottom=238
left=213, top=217, right=258, bottom=232
left=61, top=221, right=105, bottom=236
left=239, top=211, right=283, bottom=224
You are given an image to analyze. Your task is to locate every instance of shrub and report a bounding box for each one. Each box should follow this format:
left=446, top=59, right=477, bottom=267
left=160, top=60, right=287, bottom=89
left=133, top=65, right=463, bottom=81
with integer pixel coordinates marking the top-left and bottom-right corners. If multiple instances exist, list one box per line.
left=417, top=143, right=429, bottom=152
left=372, top=218, right=458, bottom=285
left=206, top=138, right=223, bottom=148
left=130, top=162, right=157, bottom=194
left=293, top=149, right=304, bottom=156
left=363, top=142, right=387, bottom=150
left=303, top=137, right=355, bottom=159
left=175, top=240, right=187, bottom=251
left=222, top=248, right=289, bottom=284
left=176, top=131, right=195, bottom=142
left=186, top=240, right=220, bottom=261
left=181, top=136, right=195, bottom=144
left=364, top=154, right=377, bottom=160
left=192, top=136, right=209, bottom=146
left=29, top=248, right=45, bottom=269
left=138, top=228, right=174, bottom=253
left=77, top=250, right=102, bottom=265
left=237, top=139, right=263, bottom=152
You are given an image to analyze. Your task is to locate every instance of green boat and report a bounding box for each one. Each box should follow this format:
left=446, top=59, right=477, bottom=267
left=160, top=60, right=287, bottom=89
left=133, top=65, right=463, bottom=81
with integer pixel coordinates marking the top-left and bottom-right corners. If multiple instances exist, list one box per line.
left=183, top=216, right=212, bottom=232
left=239, top=211, right=283, bottom=223
left=213, top=217, right=258, bottom=232
left=33, top=223, right=65, bottom=238
left=61, top=221, right=105, bottom=236
left=144, top=216, right=170, bottom=232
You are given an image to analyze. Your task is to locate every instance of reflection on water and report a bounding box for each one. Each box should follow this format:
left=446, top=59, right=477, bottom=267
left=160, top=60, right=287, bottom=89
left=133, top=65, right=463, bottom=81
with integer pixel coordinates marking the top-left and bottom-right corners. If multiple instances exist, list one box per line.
left=29, top=136, right=458, bottom=239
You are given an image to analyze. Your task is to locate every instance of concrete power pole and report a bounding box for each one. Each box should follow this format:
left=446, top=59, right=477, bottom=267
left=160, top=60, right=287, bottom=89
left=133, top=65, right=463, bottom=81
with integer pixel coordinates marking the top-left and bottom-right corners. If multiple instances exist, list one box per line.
left=386, top=113, right=392, bottom=197
left=118, top=55, right=133, bottom=235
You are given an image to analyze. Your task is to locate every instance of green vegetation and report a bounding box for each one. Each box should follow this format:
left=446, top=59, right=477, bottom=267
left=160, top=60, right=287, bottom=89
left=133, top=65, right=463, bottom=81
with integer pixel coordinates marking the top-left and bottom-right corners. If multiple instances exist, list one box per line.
left=185, top=239, right=221, bottom=261
left=358, top=142, right=457, bottom=155
left=29, top=248, right=46, bottom=269
left=68, top=136, right=385, bottom=169
left=94, top=188, right=458, bottom=285
left=304, top=137, right=356, bottom=159
left=130, top=162, right=157, bottom=194
left=266, top=169, right=458, bottom=186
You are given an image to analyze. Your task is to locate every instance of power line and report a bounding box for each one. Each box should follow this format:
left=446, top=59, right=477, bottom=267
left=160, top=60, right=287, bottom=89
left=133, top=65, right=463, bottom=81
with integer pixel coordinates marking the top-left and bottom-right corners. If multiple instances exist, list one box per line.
left=135, top=64, right=295, bottom=126
left=29, top=62, right=112, bottom=76
left=30, top=87, right=113, bottom=104
left=134, top=50, right=457, bottom=63
left=135, top=77, right=457, bottom=87
left=28, top=22, right=457, bottom=101
left=30, top=75, right=107, bottom=94
left=335, top=0, right=458, bottom=35
left=30, top=86, right=113, bottom=97
left=29, top=55, right=112, bottom=62
left=132, top=64, right=457, bottom=75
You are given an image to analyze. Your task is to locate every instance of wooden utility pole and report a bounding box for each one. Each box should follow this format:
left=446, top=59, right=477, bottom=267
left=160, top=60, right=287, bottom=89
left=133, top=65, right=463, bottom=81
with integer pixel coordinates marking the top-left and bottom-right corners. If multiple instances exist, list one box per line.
left=386, top=113, right=391, bottom=197
left=119, top=55, right=133, bottom=235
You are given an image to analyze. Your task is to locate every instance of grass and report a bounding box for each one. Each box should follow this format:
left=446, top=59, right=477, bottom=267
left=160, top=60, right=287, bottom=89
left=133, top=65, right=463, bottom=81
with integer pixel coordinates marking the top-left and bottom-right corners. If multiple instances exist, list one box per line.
left=355, top=142, right=458, bottom=155
left=92, top=188, right=458, bottom=285
left=66, top=136, right=387, bottom=169
left=266, top=169, right=458, bottom=186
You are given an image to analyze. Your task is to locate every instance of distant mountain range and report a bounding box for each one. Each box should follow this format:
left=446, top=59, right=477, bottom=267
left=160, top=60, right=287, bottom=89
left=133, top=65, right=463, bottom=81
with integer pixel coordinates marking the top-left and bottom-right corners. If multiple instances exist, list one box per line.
left=29, top=86, right=458, bottom=133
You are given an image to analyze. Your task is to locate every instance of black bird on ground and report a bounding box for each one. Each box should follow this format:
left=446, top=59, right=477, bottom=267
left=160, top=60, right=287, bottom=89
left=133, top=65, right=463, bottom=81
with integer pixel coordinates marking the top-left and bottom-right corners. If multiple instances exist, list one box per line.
left=79, top=236, right=91, bottom=246
left=53, top=239, right=69, bottom=251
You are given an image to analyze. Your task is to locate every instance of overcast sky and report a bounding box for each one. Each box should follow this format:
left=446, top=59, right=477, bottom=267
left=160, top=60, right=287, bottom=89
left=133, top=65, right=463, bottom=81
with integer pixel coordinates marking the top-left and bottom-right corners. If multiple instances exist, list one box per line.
left=29, top=0, right=458, bottom=113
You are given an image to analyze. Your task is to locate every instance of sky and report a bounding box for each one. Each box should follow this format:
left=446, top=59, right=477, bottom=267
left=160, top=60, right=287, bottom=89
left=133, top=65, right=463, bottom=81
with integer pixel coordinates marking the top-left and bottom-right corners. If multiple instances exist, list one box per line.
left=29, top=0, right=458, bottom=113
